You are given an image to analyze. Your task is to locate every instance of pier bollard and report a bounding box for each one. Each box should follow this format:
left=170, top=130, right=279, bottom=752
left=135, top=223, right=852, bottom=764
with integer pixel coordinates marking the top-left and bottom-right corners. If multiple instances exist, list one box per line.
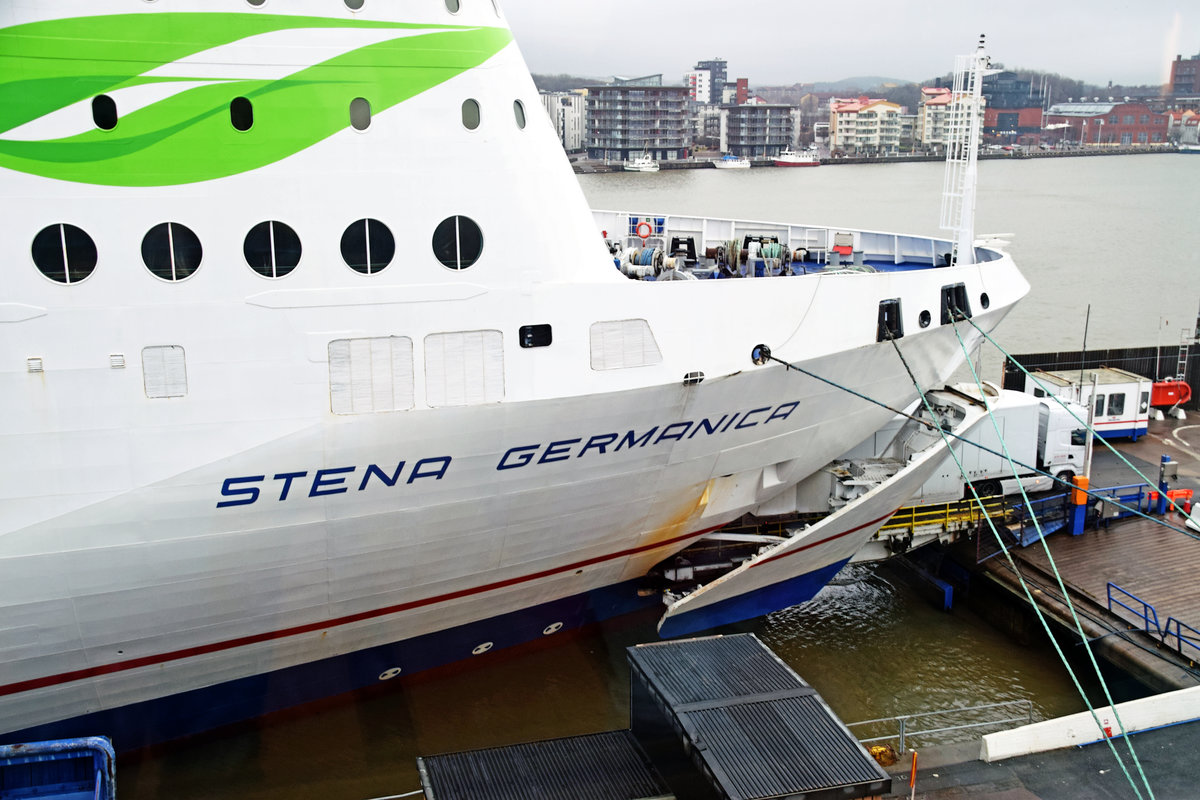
left=1070, top=475, right=1089, bottom=536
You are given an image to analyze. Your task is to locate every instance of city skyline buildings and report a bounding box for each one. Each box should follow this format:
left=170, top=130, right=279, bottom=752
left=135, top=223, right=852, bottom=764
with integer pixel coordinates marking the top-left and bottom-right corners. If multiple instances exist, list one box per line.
left=500, top=0, right=1195, bottom=90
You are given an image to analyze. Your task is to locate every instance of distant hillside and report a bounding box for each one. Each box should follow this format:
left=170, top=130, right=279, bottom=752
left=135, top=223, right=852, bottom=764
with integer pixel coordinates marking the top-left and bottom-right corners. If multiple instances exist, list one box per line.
left=812, top=76, right=911, bottom=92
left=532, top=73, right=604, bottom=92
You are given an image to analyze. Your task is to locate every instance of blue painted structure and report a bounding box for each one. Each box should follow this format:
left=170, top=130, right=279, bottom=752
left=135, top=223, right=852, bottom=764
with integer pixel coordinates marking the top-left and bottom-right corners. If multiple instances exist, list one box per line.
left=2, top=580, right=658, bottom=753
left=0, top=737, right=115, bottom=800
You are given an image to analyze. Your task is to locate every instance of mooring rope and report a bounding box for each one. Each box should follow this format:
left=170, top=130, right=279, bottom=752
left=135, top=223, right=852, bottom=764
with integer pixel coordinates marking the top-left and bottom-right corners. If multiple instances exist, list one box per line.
left=941, top=315, right=1156, bottom=799
left=757, top=325, right=1158, bottom=798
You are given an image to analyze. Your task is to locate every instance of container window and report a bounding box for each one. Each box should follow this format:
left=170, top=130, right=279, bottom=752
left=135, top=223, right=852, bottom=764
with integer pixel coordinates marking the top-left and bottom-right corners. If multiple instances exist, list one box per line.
left=1108, top=393, right=1125, bottom=417
left=350, top=97, right=371, bottom=130
left=32, top=224, right=98, bottom=284
left=432, top=216, right=483, bottom=270
left=244, top=220, right=301, bottom=278
left=142, top=222, right=203, bottom=281
left=341, top=218, right=395, bottom=274
left=461, top=99, right=480, bottom=130
left=1139, top=392, right=1149, bottom=414
left=92, top=95, right=117, bottom=130
left=1094, top=394, right=1106, bottom=417
left=230, top=97, right=253, bottom=131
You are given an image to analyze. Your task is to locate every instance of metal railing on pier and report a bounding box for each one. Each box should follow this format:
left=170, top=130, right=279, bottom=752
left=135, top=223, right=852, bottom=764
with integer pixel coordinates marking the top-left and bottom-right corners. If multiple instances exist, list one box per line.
left=1107, top=582, right=1200, bottom=661
left=847, top=699, right=1034, bottom=753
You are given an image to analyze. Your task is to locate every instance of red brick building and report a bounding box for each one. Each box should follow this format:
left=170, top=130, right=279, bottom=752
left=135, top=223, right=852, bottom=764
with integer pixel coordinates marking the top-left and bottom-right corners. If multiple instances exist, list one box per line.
left=1043, top=101, right=1169, bottom=146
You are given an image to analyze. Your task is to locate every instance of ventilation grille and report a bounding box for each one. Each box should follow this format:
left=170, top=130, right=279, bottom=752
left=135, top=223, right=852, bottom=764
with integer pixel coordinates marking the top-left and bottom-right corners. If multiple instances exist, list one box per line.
left=590, top=319, right=662, bottom=370
left=425, top=330, right=504, bottom=406
left=329, top=336, right=414, bottom=414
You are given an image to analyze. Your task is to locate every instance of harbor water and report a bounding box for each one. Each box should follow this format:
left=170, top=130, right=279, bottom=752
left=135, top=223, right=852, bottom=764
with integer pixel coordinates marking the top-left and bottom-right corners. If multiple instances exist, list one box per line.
left=119, top=154, right=1200, bottom=799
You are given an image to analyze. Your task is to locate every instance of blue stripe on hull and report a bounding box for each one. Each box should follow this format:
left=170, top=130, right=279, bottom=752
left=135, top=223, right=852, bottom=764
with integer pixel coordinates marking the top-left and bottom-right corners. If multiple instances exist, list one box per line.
left=2, top=580, right=658, bottom=752
left=657, top=559, right=850, bottom=639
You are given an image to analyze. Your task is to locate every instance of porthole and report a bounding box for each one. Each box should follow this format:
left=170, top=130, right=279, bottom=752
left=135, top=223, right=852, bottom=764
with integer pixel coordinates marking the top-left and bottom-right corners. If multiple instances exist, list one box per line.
left=345, top=0, right=365, bottom=8
left=513, top=99, right=526, bottom=129
left=445, top=0, right=461, bottom=12
left=244, top=220, right=301, bottom=278
left=246, top=0, right=265, bottom=6
left=432, top=215, right=483, bottom=270
left=340, top=218, right=395, bottom=274
left=980, top=292, right=991, bottom=310
left=349, top=97, right=371, bottom=131
left=142, top=222, right=202, bottom=282
left=918, top=310, right=932, bottom=328
left=31, top=224, right=97, bottom=284
left=461, top=98, right=480, bottom=130
left=92, top=95, right=117, bottom=131
left=230, top=96, right=253, bottom=131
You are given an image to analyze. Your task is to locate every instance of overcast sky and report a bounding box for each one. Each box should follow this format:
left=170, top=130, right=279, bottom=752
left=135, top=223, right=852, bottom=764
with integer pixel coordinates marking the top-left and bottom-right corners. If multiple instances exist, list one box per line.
left=499, top=0, right=1197, bottom=88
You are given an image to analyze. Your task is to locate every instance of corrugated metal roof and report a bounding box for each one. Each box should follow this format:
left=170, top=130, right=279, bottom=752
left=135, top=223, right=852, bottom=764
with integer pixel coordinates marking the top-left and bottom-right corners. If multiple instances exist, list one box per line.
left=689, top=697, right=891, bottom=798
left=630, top=635, right=891, bottom=800
left=1046, top=102, right=1116, bottom=116
left=628, top=634, right=800, bottom=705
left=418, top=730, right=669, bottom=800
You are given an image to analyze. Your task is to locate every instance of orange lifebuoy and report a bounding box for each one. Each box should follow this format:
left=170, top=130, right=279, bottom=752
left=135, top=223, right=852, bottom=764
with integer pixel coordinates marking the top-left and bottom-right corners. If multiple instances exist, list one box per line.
left=636, top=221, right=652, bottom=240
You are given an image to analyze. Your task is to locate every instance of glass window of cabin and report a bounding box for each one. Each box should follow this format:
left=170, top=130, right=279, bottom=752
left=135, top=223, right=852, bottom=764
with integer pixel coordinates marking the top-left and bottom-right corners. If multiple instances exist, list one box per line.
left=1094, top=394, right=1106, bottom=416
left=432, top=216, right=483, bottom=270
left=513, top=100, right=526, bottom=129
left=445, top=0, right=460, bottom=12
left=142, top=222, right=203, bottom=281
left=341, top=218, right=395, bottom=274
left=345, top=0, right=365, bottom=9
left=461, top=99, right=480, bottom=130
left=244, top=220, right=301, bottom=278
left=92, top=95, right=117, bottom=130
left=1108, top=392, right=1126, bottom=416
left=231, top=97, right=253, bottom=131
left=32, top=223, right=98, bottom=284
left=350, top=97, right=371, bottom=130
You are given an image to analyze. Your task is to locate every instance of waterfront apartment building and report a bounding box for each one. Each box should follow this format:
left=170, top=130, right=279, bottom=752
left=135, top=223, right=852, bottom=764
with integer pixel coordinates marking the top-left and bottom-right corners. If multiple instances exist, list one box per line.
left=918, top=87, right=986, bottom=150
left=539, top=91, right=584, bottom=152
left=694, top=58, right=727, bottom=100
left=829, top=96, right=902, bottom=154
left=683, top=70, right=712, bottom=104
left=1044, top=101, right=1169, bottom=146
left=719, top=102, right=796, bottom=158
left=1168, top=52, right=1200, bottom=106
left=585, top=83, right=691, bottom=162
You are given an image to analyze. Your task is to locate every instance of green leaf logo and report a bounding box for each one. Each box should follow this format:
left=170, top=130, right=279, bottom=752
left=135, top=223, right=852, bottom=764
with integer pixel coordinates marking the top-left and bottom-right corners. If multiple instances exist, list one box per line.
left=0, top=13, right=511, bottom=186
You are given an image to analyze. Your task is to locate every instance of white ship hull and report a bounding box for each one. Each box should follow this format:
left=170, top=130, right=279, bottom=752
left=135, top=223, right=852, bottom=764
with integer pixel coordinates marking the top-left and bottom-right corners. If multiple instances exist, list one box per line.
left=0, top=3, right=1027, bottom=747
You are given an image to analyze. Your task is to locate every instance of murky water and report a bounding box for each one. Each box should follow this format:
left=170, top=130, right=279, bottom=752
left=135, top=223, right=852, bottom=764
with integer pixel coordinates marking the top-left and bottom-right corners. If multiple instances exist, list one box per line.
left=119, top=155, right=1200, bottom=798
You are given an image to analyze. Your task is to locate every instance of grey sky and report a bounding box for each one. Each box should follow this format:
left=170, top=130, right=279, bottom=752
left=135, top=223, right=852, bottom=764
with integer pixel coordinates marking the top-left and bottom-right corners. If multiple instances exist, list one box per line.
left=499, top=0, right=1197, bottom=88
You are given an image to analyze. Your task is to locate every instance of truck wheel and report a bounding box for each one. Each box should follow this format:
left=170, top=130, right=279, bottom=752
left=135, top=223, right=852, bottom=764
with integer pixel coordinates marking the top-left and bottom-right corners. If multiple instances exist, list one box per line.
left=1055, top=470, right=1075, bottom=487
left=975, top=480, right=1002, bottom=497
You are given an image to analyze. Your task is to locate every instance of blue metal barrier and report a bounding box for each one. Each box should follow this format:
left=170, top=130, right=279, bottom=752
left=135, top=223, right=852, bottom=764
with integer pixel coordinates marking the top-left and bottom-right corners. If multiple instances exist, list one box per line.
left=0, top=736, right=115, bottom=800
left=1107, top=582, right=1200, bottom=661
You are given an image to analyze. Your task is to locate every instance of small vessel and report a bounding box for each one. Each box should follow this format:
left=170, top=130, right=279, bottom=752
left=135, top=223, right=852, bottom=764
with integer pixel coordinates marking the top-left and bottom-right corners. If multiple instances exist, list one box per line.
left=623, top=154, right=660, bottom=172
left=0, top=8, right=1021, bottom=750
left=1179, top=143, right=1200, bottom=154
left=774, top=146, right=821, bottom=167
left=712, top=154, right=751, bottom=169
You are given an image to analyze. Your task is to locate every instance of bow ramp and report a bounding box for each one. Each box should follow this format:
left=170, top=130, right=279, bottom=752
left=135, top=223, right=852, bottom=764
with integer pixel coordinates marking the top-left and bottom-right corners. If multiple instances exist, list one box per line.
left=658, top=387, right=992, bottom=638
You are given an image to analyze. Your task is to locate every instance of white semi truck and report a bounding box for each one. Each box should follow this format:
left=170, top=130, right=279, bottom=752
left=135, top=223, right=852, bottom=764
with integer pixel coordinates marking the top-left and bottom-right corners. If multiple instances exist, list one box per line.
left=848, top=382, right=1089, bottom=505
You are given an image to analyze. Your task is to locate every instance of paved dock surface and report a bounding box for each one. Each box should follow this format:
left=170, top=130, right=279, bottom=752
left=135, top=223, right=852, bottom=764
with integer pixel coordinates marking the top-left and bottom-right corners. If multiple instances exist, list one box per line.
left=884, top=718, right=1200, bottom=799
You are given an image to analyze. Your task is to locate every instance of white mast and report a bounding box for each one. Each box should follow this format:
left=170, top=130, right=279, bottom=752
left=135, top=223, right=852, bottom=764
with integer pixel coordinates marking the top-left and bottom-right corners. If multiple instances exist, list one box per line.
left=939, top=35, right=995, bottom=266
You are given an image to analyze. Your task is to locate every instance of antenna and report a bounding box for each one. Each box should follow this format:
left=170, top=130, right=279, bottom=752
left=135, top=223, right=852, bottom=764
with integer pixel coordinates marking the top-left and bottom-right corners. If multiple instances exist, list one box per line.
left=939, top=34, right=994, bottom=266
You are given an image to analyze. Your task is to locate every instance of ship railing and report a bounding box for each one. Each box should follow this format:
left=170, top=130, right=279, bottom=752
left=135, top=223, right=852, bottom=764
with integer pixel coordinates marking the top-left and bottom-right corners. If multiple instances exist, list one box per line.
left=847, top=699, right=1034, bottom=753
left=594, top=210, right=958, bottom=273
left=1106, top=582, right=1200, bottom=661
left=880, top=496, right=1006, bottom=538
